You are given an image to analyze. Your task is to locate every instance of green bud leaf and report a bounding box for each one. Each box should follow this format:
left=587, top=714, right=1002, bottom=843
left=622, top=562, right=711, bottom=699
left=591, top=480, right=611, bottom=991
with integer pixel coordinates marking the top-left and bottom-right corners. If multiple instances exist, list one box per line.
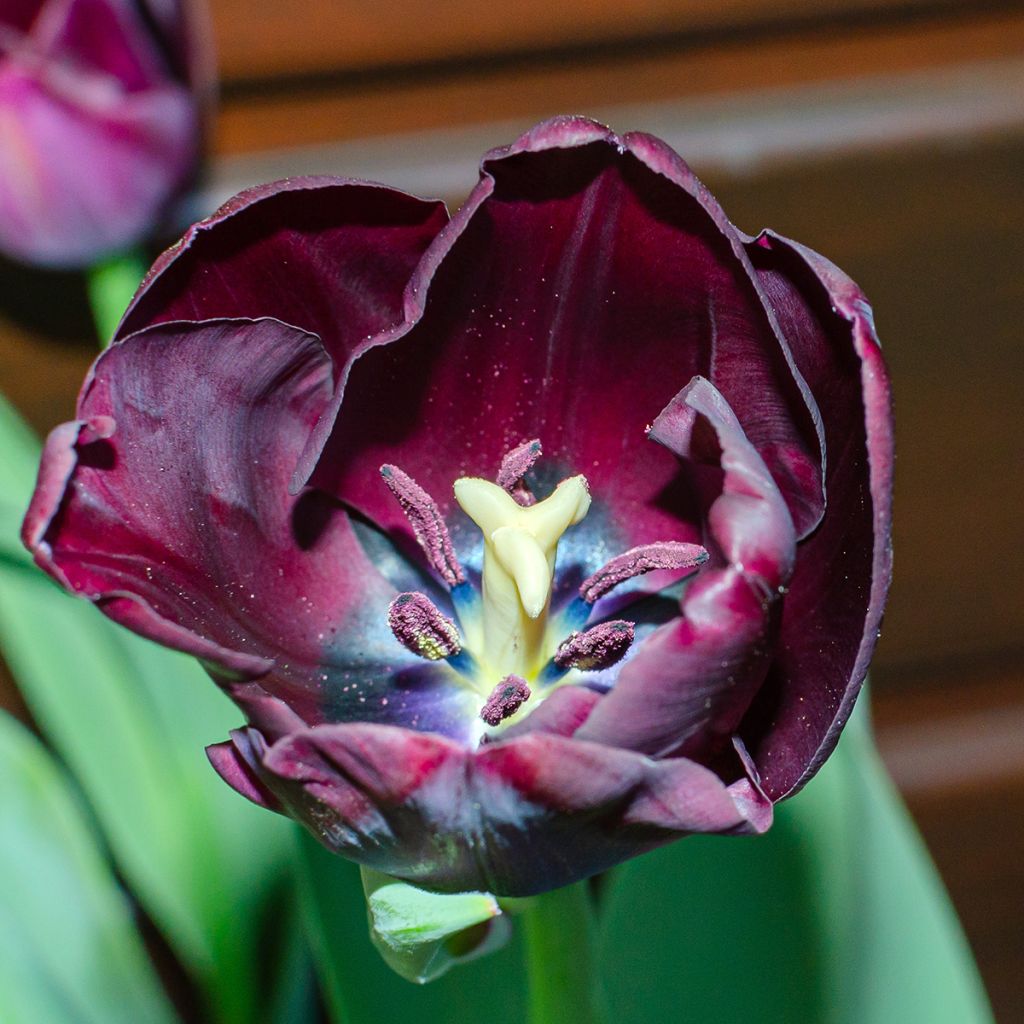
left=361, top=868, right=507, bottom=984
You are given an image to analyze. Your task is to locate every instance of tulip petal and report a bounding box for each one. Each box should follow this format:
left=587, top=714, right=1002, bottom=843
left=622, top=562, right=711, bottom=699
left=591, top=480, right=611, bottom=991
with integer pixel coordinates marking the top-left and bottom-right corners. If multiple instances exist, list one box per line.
left=576, top=377, right=796, bottom=758
left=498, top=684, right=601, bottom=739
left=23, top=317, right=477, bottom=737
left=206, top=732, right=282, bottom=812
left=305, top=117, right=823, bottom=572
left=37, top=0, right=175, bottom=90
left=254, top=722, right=769, bottom=895
left=117, top=177, right=449, bottom=370
left=0, top=2, right=43, bottom=33
left=739, top=234, right=894, bottom=799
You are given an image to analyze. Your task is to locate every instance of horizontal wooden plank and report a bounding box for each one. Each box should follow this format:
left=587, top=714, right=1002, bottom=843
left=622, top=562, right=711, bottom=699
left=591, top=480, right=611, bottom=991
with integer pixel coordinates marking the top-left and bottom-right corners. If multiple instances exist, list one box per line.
left=208, top=0, right=1003, bottom=81
left=874, top=667, right=1024, bottom=794
left=208, top=55, right=1024, bottom=207
left=212, top=8, right=1024, bottom=156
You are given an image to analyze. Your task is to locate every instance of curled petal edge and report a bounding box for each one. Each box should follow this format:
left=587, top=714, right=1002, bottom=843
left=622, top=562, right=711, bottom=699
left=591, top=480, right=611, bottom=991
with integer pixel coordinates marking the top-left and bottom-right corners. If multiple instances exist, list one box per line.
left=20, top=334, right=307, bottom=683
left=207, top=721, right=771, bottom=895
left=575, top=377, right=796, bottom=757
left=754, top=232, right=893, bottom=799
left=117, top=175, right=448, bottom=345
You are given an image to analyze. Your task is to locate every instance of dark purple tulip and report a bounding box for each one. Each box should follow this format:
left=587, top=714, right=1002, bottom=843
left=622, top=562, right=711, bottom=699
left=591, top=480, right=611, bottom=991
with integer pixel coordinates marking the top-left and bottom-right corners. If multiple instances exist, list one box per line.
left=23, top=118, right=893, bottom=896
left=0, top=0, right=207, bottom=267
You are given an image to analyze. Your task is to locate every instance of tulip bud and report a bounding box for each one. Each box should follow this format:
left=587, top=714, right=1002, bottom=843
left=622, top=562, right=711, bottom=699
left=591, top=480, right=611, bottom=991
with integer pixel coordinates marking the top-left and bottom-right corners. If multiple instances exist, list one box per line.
left=0, top=0, right=208, bottom=267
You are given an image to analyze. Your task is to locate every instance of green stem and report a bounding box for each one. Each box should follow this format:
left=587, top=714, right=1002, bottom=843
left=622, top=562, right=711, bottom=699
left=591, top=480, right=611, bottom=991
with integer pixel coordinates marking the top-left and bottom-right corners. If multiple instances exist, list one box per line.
left=521, top=882, right=609, bottom=1024
left=85, top=250, right=148, bottom=347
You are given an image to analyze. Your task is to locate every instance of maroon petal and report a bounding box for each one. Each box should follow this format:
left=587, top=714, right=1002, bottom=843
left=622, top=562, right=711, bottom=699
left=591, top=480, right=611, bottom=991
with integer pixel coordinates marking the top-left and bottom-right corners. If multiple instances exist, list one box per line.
left=255, top=722, right=769, bottom=895
left=305, top=116, right=822, bottom=557
left=261, top=723, right=479, bottom=885
left=498, top=684, right=602, bottom=739
left=576, top=377, right=796, bottom=758
left=213, top=686, right=309, bottom=743
left=22, top=317, right=411, bottom=720
left=206, top=730, right=282, bottom=812
left=0, top=2, right=44, bottom=33
left=740, top=234, right=894, bottom=799
left=116, top=177, right=449, bottom=371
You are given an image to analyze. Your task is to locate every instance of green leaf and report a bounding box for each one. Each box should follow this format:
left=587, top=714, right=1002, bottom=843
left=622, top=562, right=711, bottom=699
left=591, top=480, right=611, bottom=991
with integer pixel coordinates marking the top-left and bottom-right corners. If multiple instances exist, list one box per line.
left=599, top=705, right=994, bottom=1024
left=0, top=393, right=293, bottom=1024
left=296, top=831, right=529, bottom=1024
left=0, top=394, right=39, bottom=565
left=0, top=710, right=178, bottom=1024
left=86, top=250, right=149, bottom=344
left=362, top=868, right=505, bottom=983
left=262, top=877, right=321, bottom=1024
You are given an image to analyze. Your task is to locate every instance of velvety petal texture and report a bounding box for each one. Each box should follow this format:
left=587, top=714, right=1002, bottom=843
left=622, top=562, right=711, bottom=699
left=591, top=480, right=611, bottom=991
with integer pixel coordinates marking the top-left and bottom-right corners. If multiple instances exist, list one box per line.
left=24, top=316, right=478, bottom=739
left=211, top=721, right=769, bottom=895
left=0, top=0, right=205, bottom=267
left=116, top=177, right=448, bottom=363
left=24, top=116, right=893, bottom=895
left=306, top=119, right=825, bottom=559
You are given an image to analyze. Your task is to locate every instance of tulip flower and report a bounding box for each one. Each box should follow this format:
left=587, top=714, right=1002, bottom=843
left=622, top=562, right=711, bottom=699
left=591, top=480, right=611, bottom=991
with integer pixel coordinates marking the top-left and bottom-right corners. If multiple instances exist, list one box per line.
left=23, top=117, right=893, bottom=897
left=0, top=0, right=206, bottom=267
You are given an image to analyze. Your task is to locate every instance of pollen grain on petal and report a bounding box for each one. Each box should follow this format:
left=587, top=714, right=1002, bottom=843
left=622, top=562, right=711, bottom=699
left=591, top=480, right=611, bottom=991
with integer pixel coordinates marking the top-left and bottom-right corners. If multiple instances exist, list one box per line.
left=580, top=541, right=708, bottom=603
left=380, top=463, right=465, bottom=587
left=387, top=591, right=463, bottom=660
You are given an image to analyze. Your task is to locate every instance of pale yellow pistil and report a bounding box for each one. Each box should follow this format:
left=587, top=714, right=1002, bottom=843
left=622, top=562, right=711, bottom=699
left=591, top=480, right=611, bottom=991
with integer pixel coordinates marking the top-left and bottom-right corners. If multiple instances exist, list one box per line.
left=453, top=475, right=590, bottom=680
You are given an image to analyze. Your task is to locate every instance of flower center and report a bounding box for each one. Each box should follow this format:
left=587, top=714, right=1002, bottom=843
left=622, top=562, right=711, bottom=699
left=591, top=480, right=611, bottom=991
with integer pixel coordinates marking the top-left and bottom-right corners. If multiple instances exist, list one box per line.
left=453, top=474, right=590, bottom=679
left=380, top=442, right=708, bottom=734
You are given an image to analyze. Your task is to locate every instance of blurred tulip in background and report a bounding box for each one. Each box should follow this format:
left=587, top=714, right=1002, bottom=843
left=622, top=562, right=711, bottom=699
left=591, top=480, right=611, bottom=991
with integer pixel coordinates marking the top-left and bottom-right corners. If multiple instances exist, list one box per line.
left=0, top=0, right=208, bottom=267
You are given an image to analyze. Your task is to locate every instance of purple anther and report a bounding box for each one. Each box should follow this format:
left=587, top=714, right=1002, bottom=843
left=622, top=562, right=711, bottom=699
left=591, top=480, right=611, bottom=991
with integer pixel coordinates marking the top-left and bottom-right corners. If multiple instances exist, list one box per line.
left=380, top=464, right=465, bottom=587
left=481, top=675, right=532, bottom=726
left=497, top=438, right=542, bottom=506
left=387, top=591, right=462, bottom=661
left=580, top=541, right=709, bottom=603
left=554, top=620, right=635, bottom=671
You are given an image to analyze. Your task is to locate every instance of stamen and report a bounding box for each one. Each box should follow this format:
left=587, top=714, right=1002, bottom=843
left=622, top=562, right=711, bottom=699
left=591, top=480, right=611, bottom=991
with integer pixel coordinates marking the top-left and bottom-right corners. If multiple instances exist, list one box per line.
left=387, top=592, right=462, bottom=660
left=580, top=541, right=708, bottom=603
left=497, top=438, right=542, bottom=506
left=554, top=620, right=635, bottom=671
left=380, top=464, right=465, bottom=587
left=480, top=675, right=532, bottom=726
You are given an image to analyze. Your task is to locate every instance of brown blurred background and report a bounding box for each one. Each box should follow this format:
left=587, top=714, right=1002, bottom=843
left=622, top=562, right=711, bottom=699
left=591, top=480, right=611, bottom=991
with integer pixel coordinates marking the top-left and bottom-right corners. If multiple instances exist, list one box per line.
left=2, top=1, right=1022, bottom=1019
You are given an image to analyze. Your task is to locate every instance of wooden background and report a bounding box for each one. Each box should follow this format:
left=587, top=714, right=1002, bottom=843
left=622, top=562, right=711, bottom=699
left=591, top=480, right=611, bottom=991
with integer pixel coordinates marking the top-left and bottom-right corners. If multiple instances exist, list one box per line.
left=1, top=1, right=1022, bottom=1019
